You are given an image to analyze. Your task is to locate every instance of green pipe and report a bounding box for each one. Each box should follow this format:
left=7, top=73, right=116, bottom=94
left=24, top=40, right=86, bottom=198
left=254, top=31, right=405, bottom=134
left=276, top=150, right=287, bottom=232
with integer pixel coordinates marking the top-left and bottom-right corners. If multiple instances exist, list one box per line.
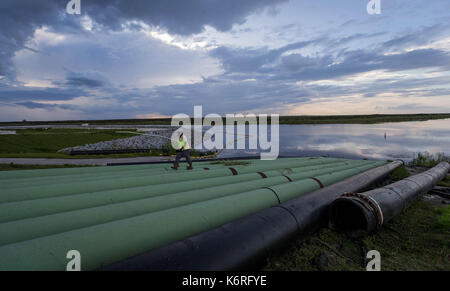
left=0, top=158, right=343, bottom=203
left=0, top=157, right=332, bottom=189
left=0, top=171, right=278, bottom=223
left=0, top=164, right=237, bottom=190
left=0, top=161, right=382, bottom=270
left=1, top=157, right=290, bottom=184
left=0, top=162, right=368, bottom=245
left=0, top=162, right=172, bottom=180
left=0, top=157, right=327, bottom=185
left=0, top=189, right=280, bottom=270
left=269, top=162, right=385, bottom=203
left=0, top=161, right=362, bottom=222
left=0, top=157, right=316, bottom=181
left=0, top=157, right=316, bottom=186
left=0, top=157, right=338, bottom=191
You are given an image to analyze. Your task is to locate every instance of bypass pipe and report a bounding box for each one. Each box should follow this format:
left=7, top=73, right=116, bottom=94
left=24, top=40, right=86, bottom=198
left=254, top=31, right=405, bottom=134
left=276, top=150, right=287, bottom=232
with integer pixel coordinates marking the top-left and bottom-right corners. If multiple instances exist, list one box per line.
left=100, top=160, right=401, bottom=271
left=1, top=163, right=244, bottom=190
left=0, top=161, right=381, bottom=270
left=0, top=161, right=366, bottom=223
left=0, top=158, right=344, bottom=203
left=329, top=161, right=450, bottom=237
left=0, top=161, right=178, bottom=180
left=0, top=157, right=314, bottom=181
left=0, top=162, right=371, bottom=245
left=0, top=157, right=297, bottom=187
left=0, top=156, right=266, bottom=182
left=1, top=158, right=347, bottom=190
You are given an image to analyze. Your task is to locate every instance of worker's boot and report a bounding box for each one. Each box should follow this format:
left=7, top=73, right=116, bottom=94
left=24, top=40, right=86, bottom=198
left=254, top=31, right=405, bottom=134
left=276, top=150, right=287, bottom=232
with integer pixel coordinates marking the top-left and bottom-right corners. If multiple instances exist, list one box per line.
left=171, top=162, right=179, bottom=170
left=186, top=162, right=193, bottom=170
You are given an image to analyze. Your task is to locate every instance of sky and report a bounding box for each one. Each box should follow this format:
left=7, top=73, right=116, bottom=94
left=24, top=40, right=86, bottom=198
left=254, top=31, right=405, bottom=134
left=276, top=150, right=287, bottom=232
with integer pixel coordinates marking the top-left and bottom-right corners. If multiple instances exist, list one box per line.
left=0, top=0, right=450, bottom=121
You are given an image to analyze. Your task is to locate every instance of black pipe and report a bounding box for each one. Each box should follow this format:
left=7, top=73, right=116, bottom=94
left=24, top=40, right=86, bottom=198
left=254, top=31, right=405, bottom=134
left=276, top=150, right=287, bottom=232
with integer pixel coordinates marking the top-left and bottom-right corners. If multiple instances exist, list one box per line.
left=329, top=162, right=450, bottom=237
left=70, top=149, right=151, bottom=155
left=99, top=160, right=402, bottom=271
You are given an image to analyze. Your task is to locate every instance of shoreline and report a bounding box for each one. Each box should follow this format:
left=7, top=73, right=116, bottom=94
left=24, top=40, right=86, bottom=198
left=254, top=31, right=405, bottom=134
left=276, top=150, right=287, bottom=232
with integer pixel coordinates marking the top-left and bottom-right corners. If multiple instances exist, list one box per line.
left=1, top=114, right=450, bottom=127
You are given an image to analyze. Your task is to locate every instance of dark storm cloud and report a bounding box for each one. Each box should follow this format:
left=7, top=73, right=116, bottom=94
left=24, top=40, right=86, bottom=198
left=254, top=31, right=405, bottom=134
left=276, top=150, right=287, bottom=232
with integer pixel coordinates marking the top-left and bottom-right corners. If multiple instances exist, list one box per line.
left=0, top=0, right=286, bottom=80
left=131, top=77, right=313, bottom=115
left=210, top=31, right=450, bottom=80
left=83, top=0, right=288, bottom=35
left=0, top=86, right=86, bottom=102
left=15, top=101, right=57, bottom=109
left=210, top=39, right=320, bottom=73
left=0, top=0, right=82, bottom=80
left=64, top=71, right=107, bottom=88
left=209, top=22, right=450, bottom=82
left=212, top=40, right=450, bottom=83
left=66, top=76, right=104, bottom=88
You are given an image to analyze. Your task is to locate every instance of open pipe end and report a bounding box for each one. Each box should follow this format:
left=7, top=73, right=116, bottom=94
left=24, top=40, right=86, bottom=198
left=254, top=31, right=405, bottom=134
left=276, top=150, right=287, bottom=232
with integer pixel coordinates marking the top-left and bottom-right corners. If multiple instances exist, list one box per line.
left=328, top=196, right=379, bottom=238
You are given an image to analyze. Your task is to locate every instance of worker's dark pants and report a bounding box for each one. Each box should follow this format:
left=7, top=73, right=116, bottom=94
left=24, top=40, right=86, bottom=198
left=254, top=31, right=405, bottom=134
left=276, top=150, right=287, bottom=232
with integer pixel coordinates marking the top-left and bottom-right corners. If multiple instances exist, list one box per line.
left=175, top=149, right=192, bottom=164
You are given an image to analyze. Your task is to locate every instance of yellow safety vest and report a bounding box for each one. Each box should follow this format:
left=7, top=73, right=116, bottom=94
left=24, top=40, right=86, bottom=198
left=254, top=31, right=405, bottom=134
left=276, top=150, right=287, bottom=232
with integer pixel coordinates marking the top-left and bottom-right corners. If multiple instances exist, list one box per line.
left=178, top=136, right=190, bottom=150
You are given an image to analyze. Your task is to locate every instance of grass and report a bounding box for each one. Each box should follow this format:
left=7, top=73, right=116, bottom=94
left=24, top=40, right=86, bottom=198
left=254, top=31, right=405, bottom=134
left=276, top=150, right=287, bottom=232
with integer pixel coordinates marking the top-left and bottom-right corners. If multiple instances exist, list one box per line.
left=1, top=113, right=449, bottom=126
left=264, top=160, right=449, bottom=271
left=278, top=113, right=450, bottom=125
left=0, top=164, right=95, bottom=171
left=264, top=199, right=449, bottom=271
left=0, top=128, right=216, bottom=159
left=435, top=207, right=450, bottom=230
left=409, top=152, right=449, bottom=168
left=388, top=165, right=410, bottom=181
left=0, top=128, right=137, bottom=156
left=0, top=152, right=157, bottom=159
left=438, top=175, right=450, bottom=187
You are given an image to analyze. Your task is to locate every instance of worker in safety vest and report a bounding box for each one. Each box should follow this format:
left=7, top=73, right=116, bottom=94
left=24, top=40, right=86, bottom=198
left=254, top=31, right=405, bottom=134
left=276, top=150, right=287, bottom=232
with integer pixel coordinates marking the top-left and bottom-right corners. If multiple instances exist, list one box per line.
left=171, top=133, right=193, bottom=170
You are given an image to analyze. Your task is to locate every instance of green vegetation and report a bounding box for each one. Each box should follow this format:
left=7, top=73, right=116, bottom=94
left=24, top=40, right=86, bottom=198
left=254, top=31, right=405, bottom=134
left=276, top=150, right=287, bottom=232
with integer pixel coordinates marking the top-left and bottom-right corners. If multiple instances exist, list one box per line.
left=265, top=200, right=449, bottom=271
left=438, top=175, right=450, bottom=187
left=435, top=207, right=450, bottom=230
left=409, top=152, right=449, bottom=168
left=0, top=164, right=95, bottom=171
left=278, top=113, right=450, bottom=125
left=0, top=128, right=137, bottom=157
left=1, top=113, right=449, bottom=126
left=0, top=152, right=158, bottom=159
left=388, top=165, right=410, bottom=181
left=0, top=128, right=216, bottom=159
left=265, top=162, right=449, bottom=271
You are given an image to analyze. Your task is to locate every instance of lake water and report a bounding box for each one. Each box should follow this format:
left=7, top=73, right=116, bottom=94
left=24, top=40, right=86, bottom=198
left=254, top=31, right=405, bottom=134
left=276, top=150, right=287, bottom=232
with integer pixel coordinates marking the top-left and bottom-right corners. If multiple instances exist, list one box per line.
left=1, top=119, right=448, bottom=161
left=217, top=118, right=450, bottom=161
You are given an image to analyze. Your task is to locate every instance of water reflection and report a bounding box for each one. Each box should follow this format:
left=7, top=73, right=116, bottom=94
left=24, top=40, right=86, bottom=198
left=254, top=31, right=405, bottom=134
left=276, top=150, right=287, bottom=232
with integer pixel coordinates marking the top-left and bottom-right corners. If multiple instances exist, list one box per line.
left=217, top=118, right=450, bottom=161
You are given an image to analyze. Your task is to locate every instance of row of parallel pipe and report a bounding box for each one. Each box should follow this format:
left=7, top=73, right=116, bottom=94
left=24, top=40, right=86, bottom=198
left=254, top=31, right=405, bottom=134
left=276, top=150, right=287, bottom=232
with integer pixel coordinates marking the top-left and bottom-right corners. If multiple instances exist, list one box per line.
left=0, top=158, right=384, bottom=270
left=100, top=160, right=402, bottom=271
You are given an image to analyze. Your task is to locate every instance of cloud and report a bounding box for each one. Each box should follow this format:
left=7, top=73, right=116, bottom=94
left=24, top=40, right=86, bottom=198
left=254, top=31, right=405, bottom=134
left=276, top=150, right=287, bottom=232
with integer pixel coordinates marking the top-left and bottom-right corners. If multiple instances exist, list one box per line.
left=0, top=0, right=286, bottom=81
left=210, top=40, right=318, bottom=73
left=64, top=71, right=107, bottom=88
left=15, top=101, right=58, bottom=109
left=382, top=24, right=450, bottom=51
left=84, top=0, right=288, bottom=35
left=0, top=86, right=87, bottom=102
left=1, top=0, right=450, bottom=121
left=0, top=0, right=81, bottom=80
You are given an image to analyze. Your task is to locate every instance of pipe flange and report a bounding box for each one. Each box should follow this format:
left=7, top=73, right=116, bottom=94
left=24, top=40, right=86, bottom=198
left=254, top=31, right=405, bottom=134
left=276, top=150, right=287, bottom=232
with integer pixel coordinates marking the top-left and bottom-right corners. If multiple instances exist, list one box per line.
left=341, top=193, right=384, bottom=228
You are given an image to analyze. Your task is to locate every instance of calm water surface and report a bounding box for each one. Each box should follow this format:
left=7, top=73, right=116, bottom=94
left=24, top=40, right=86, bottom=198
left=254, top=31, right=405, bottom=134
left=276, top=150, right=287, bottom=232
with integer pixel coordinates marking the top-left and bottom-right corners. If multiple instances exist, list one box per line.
left=217, top=118, right=450, bottom=161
